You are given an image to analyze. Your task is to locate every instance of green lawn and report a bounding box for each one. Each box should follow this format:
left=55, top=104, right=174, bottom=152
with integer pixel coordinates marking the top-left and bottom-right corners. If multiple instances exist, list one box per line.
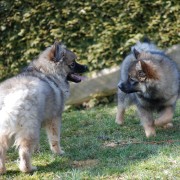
left=2, top=100, right=180, bottom=180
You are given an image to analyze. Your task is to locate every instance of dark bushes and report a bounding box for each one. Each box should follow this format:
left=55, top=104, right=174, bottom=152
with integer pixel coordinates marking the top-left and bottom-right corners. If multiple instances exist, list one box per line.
left=0, top=0, right=179, bottom=80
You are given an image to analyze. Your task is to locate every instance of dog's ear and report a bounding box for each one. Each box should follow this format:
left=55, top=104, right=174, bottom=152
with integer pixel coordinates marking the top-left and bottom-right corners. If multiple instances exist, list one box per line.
left=136, top=60, right=159, bottom=80
left=133, top=48, right=140, bottom=60
left=136, top=60, right=143, bottom=71
left=53, top=41, right=66, bottom=62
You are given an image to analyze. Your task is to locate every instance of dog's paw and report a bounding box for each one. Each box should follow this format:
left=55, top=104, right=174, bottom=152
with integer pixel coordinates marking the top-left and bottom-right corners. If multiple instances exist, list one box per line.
left=115, top=118, right=124, bottom=125
left=163, top=123, right=173, bottom=129
left=115, top=120, right=124, bottom=125
left=56, top=148, right=65, bottom=155
left=145, top=131, right=156, bottom=138
left=146, top=131, right=156, bottom=138
left=19, top=165, right=37, bottom=173
left=51, top=147, right=65, bottom=155
left=154, top=118, right=173, bottom=127
left=144, top=127, right=156, bottom=138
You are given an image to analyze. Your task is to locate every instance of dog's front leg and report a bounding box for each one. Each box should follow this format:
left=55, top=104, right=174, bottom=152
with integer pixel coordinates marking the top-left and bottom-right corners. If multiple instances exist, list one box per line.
left=115, top=90, right=130, bottom=125
left=45, top=117, right=64, bottom=155
left=137, top=107, right=156, bottom=138
left=116, top=106, right=125, bottom=125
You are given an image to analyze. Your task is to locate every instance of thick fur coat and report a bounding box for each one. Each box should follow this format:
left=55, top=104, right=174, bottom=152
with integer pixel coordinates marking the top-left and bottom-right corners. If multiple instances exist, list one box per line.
left=116, top=41, right=179, bottom=137
left=0, top=42, right=87, bottom=173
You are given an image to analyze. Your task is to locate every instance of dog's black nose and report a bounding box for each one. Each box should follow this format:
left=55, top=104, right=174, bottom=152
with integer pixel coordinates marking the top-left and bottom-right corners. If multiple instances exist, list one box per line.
left=84, top=65, right=88, bottom=71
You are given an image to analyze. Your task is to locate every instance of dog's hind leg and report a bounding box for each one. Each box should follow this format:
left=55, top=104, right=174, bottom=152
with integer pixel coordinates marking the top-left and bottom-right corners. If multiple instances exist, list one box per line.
left=17, top=135, right=38, bottom=173
left=0, top=134, right=10, bottom=174
left=154, top=106, right=174, bottom=128
left=45, top=117, right=64, bottom=155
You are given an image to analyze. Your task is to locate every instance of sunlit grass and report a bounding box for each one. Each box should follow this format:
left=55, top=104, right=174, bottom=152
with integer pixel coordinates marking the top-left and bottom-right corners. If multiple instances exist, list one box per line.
left=1, top=100, right=180, bottom=179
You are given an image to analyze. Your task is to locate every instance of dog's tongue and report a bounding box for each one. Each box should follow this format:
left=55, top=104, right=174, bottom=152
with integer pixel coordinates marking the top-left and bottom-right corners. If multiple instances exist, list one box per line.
left=67, top=73, right=87, bottom=83
left=71, top=74, right=86, bottom=81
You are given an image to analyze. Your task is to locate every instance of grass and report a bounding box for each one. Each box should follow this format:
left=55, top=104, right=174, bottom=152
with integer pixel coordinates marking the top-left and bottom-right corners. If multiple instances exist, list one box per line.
left=1, top=100, right=180, bottom=179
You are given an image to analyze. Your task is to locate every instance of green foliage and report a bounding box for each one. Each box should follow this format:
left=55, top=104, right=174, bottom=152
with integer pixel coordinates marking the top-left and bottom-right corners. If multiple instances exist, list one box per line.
left=0, top=0, right=179, bottom=80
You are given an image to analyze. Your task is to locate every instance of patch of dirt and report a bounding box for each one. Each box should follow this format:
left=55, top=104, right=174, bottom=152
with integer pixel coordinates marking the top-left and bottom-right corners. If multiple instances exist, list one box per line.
left=72, top=159, right=98, bottom=168
left=103, top=142, right=118, bottom=147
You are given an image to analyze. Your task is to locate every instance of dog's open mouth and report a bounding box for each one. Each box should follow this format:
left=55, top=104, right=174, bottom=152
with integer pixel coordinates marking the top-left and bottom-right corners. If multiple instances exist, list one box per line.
left=67, top=73, right=86, bottom=83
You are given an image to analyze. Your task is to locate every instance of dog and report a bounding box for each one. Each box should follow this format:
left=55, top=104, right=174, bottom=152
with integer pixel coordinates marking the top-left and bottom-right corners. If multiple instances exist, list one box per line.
left=116, top=40, right=179, bottom=138
left=0, top=41, right=87, bottom=173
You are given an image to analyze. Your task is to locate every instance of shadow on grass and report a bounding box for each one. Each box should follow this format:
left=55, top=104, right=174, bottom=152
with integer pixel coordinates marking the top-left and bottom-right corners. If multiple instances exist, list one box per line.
left=2, top=101, right=180, bottom=178
left=35, top=123, right=180, bottom=176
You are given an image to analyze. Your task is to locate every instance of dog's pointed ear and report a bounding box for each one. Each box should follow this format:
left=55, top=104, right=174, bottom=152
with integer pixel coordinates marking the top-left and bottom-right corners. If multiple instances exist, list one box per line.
left=53, top=41, right=66, bottom=62
left=133, top=48, right=140, bottom=60
left=136, top=60, right=159, bottom=80
left=136, top=60, right=143, bottom=71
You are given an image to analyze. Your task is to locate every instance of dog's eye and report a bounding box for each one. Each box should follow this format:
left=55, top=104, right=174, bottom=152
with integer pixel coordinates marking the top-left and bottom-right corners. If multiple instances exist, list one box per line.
left=138, top=70, right=146, bottom=77
left=129, top=76, right=137, bottom=82
left=69, top=62, right=75, bottom=69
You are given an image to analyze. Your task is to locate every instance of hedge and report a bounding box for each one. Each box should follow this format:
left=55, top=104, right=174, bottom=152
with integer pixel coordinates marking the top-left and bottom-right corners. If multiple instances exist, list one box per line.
left=0, top=0, right=179, bottom=81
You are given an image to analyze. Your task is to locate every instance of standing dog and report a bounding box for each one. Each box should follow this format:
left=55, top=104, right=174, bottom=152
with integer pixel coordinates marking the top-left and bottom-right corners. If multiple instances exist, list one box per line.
left=116, top=40, right=179, bottom=137
left=0, top=41, right=87, bottom=173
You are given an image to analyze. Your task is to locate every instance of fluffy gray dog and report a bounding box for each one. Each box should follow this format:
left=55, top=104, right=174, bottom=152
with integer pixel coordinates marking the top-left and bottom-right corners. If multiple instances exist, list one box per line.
left=116, top=40, right=179, bottom=138
left=0, top=41, right=87, bottom=173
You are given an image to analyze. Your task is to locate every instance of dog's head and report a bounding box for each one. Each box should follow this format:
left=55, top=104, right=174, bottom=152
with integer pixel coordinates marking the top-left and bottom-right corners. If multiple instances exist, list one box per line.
left=46, top=41, right=88, bottom=83
left=118, top=49, right=159, bottom=93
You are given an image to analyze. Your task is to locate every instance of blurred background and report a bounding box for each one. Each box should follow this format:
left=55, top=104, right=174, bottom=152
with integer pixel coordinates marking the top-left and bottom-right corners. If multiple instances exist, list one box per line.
left=0, top=0, right=179, bottom=106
